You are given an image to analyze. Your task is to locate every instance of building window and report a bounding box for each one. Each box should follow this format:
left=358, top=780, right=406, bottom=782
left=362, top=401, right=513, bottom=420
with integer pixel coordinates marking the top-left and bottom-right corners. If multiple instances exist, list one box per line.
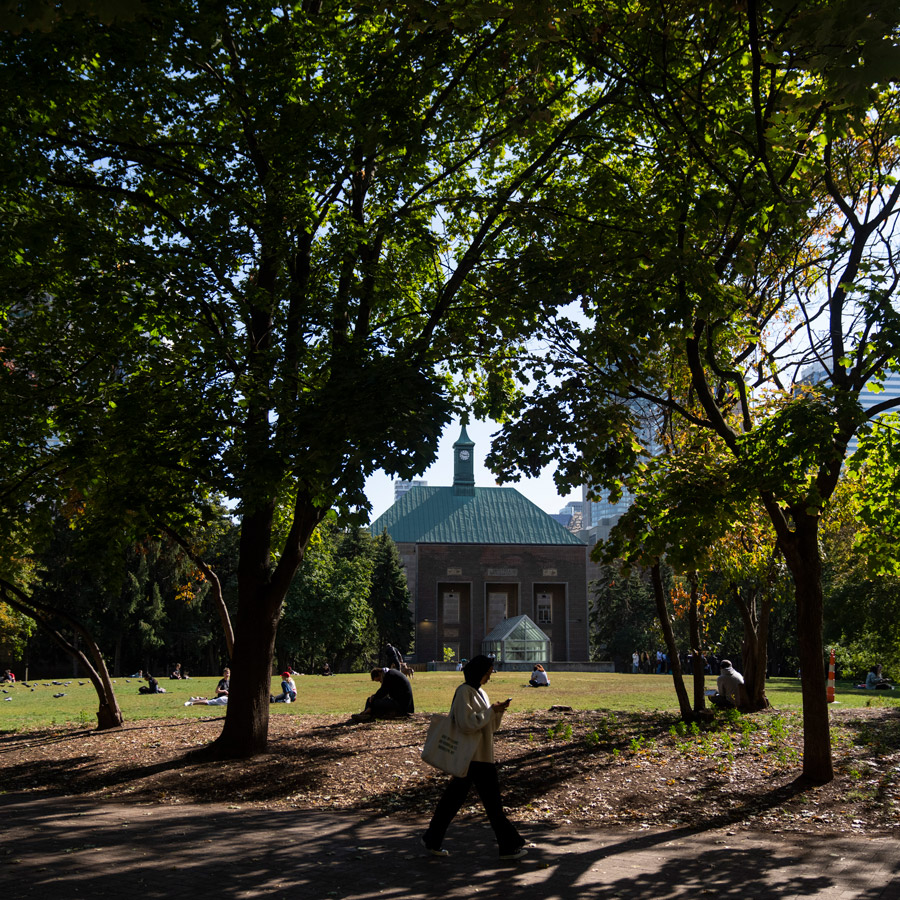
left=487, top=592, right=507, bottom=629
left=443, top=591, right=460, bottom=624
left=536, top=592, right=552, bottom=625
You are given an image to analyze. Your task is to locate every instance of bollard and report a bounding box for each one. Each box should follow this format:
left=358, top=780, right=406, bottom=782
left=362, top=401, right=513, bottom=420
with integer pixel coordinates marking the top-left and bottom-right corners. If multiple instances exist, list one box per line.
left=827, top=648, right=836, bottom=703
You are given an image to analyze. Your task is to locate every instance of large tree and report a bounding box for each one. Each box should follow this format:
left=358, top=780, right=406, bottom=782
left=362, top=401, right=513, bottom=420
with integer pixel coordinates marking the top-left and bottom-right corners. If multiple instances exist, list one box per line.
left=1, top=1, right=608, bottom=755
left=489, top=0, right=900, bottom=782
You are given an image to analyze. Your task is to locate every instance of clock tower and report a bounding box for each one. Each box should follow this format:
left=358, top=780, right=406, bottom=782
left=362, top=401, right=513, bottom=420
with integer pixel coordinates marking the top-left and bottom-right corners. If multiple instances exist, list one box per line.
left=452, top=426, right=476, bottom=496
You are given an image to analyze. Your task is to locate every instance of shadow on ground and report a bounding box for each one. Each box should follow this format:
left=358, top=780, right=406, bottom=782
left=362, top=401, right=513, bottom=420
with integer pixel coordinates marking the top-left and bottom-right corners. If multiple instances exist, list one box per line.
left=1, top=793, right=897, bottom=899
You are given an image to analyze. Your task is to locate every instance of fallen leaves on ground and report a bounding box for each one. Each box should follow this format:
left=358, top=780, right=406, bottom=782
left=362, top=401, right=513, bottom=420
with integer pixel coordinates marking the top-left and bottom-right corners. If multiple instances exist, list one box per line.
left=1, top=706, right=898, bottom=837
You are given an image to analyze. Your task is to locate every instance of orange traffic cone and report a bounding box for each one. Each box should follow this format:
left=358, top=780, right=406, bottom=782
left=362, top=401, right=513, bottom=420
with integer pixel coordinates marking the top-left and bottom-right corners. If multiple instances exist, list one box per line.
left=827, top=648, right=836, bottom=703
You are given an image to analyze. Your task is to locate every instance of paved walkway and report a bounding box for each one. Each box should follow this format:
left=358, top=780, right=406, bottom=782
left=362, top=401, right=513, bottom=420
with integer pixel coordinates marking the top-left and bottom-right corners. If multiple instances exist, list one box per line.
left=1, top=792, right=898, bottom=899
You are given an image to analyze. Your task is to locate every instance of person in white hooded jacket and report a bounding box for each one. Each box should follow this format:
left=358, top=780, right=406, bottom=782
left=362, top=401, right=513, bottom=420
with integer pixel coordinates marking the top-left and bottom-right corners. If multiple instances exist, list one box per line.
left=421, top=655, right=528, bottom=860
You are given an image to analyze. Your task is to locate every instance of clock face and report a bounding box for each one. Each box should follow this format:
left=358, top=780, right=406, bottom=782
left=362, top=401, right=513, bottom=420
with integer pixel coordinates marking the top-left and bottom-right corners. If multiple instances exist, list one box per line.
left=459, top=450, right=470, bottom=461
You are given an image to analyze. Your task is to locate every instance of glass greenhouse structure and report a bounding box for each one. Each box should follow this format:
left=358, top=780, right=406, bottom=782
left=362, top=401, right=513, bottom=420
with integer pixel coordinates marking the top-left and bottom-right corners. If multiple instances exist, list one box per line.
left=481, top=614, right=550, bottom=663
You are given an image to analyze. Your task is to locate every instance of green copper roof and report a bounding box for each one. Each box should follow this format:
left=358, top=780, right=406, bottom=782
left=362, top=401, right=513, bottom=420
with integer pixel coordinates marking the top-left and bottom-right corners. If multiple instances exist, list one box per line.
left=370, top=486, right=586, bottom=546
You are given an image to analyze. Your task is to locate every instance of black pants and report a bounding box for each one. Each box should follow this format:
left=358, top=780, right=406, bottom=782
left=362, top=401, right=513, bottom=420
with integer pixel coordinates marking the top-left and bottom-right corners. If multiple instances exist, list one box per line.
left=423, top=761, right=523, bottom=854
left=365, top=695, right=408, bottom=718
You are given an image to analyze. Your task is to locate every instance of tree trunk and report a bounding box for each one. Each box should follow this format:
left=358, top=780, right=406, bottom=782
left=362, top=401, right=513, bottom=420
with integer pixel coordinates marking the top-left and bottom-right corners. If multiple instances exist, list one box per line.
left=0, top=579, right=124, bottom=729
left=213, top=587, right=281, bottom=758
left=688, top=571, right=706, bottom=712
left=206, top=495, right=324, bottom=759
left=776, top=512, right=833, bottom=783
left=731, top=584, right=771, bottom=711
left=650, top=562, right=693, bottom=721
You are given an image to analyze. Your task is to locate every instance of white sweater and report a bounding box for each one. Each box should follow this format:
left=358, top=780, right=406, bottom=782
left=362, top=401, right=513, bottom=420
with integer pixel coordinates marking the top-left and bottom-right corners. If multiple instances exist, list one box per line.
left=451, top=683, right=505, bottom=763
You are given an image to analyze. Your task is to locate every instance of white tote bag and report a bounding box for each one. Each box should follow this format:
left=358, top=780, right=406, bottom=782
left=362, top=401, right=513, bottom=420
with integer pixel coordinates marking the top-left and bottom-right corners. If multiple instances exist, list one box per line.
left=421, top=689, right=479, bottom=777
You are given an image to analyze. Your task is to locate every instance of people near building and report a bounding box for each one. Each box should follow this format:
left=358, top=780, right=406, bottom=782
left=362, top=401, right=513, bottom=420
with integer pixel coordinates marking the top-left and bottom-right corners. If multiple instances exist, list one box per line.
left=272, top=671, right=297, bottom=703
left=0, top=669, right=15, bottom=683
left=352, top=667, right=414, bottom=722
left=456, top=658, right=467, bottom=672
left=421, top=655, right=529, bottom=860
left=711, top=659, right=745, bottom=708
left=138, top=673, right=165, bottom=694
left=865, top=664, right=893, bottom=689
left=170, top=663, right=184, bottom=680
left=632, top=651, right=639, bottom=674
left=528, top=665, right=550, bottom=687
left=215, top=668, right=230, bottom=698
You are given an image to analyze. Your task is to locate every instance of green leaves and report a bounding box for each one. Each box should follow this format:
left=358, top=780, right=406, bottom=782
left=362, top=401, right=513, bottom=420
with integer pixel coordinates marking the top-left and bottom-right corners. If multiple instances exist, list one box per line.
left=735, top=395, right=851, bottom=504
left=844, top=415, right=900, bottom=576
left=1, top=1, right=599, bottom=534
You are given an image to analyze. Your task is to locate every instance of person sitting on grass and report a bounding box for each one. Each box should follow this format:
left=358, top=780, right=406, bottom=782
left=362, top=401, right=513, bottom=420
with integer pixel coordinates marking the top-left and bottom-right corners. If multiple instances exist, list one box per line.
left=0, top=669, right=15, bottom=683
left=138, top=673, right=165, bottom=694
left=528, top=665, right=550, bottom=687
left=272, top=671, right=296, bottom=703
left=184, top=668, right=230, bottom=706
left=710, top=659, right=744, bottom=709
left=214, top=668, right=230, bottom=698
left=866, top=664, right=894, bottom=690
left=352, top=667, right=414, bottom=722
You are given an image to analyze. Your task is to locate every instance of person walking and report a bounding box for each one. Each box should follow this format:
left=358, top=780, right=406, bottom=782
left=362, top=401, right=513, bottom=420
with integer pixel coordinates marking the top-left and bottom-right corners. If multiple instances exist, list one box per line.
left=421, top=655, right=528, bottom=860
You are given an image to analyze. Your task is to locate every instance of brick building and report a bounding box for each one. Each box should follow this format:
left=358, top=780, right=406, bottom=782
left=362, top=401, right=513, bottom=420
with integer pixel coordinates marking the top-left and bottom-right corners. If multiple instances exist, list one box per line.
left=369, top=428, right=589, bottom=663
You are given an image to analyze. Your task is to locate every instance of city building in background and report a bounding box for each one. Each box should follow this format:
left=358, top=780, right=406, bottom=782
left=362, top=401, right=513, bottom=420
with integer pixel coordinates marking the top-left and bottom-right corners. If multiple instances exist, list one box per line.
left=394, top=479, right=428, bottom=502
left=800, top=364, right=900, bottom=456
left=551, top=501, right=583, bottom=534
left=579, top=395, right=663, bottom=544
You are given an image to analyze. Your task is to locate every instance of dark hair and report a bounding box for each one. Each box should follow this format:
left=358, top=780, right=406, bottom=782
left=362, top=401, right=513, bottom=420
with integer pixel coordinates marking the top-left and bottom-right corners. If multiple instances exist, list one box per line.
left=462, top=655, right=493, bottom=687
left=370, top=667, right=384, bottom=680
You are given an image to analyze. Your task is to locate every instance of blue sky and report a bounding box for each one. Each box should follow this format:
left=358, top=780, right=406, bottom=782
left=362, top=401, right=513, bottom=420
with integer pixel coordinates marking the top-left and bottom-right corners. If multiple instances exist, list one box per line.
left=363, top=416, right=582, bottom=522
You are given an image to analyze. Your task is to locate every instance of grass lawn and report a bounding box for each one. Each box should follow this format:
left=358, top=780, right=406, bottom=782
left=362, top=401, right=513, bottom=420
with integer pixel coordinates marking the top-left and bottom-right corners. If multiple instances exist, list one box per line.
left=1, top=671, right=896, bottom=731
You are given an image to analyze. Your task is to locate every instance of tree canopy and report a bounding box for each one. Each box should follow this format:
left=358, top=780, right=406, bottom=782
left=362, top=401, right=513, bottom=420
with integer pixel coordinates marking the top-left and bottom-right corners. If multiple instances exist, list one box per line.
left=1, top=0, right=607, bottom=755
left=488, top=0, right=900, bottom=782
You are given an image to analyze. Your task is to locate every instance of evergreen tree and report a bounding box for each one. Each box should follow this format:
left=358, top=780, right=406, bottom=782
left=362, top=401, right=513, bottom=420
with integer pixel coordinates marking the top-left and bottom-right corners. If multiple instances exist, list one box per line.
left=278, top=517, right=376, bottom=673
left=590, top=564, right=664, bottom=672
left=369, top=530, right=413, bottom=658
